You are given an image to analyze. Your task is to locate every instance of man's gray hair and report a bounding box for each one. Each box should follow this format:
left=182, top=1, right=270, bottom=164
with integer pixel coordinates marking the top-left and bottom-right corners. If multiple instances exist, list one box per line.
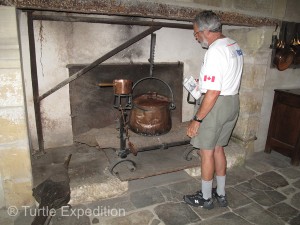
left=194, top=10, right=222, bottom=32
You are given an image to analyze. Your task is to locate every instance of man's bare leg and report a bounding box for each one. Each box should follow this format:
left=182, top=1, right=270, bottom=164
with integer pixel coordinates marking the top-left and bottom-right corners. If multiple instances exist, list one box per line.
left=214, top=146, right=226, bottom=196
left=199, top=149, right=215, bottom=199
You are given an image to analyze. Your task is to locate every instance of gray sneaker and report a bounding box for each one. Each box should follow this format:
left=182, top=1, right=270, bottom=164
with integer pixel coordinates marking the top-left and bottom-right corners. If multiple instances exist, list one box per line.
left=212, top=188, right=228, bottom=207
left=183, top=191, right=214, bottom=209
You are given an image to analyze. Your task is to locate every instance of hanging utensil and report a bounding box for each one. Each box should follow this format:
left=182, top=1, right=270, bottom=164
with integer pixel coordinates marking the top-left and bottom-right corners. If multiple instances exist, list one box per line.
left=273, top=22, right=296, bottom=71
left=293, top=24, right=300, bottom=65
left=97, top=79, right=133, bottom=95
left=270, top=24, right=278, bottom=49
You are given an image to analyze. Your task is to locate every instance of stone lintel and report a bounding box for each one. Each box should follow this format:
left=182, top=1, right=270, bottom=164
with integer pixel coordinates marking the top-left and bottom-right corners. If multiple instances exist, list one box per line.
left=0, top=0, right=278, bottom=27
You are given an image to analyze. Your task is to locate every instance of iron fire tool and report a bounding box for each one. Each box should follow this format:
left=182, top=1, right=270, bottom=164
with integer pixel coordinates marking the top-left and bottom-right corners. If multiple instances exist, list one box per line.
left=107, top=33, right=160, bottom=174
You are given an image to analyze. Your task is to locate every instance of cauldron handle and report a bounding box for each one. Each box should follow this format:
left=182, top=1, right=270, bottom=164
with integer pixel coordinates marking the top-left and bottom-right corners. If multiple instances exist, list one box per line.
left=131, top=77, right=176, bottom=110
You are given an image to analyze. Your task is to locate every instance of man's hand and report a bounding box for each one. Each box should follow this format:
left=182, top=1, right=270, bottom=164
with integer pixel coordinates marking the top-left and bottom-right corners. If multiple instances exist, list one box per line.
left=187, top=120, right=200, bottom=138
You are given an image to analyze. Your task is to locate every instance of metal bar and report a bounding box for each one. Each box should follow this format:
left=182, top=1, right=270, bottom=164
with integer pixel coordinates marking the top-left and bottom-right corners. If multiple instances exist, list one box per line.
left=137, top=140, right=190, bottom=152
left=27, top=11, right=45, bottom=153
left=32, top=13, right=193, bottom=30
left=149, top=33, right=156, bottom=78
left=38, top=26, right=161, bottom=101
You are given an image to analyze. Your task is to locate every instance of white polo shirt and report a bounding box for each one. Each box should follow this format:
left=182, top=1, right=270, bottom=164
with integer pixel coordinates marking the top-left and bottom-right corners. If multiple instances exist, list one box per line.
left=199, top=37, right=243, bottom=96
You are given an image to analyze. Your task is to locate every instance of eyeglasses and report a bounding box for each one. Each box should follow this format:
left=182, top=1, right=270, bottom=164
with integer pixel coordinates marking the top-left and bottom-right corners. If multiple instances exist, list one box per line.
left=194, top=27, right=221, bottom=36
left=193, top=31, right=201, bottom=37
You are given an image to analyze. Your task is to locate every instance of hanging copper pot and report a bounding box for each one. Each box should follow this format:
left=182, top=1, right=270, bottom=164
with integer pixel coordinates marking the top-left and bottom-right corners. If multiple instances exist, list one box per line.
left=273, top=23, right=296, bottom=71
left=98, top=79, right=132, bottom=95
left=273, top=47, right=296, bottom=71
left=128, top=77, right=175, bottom=136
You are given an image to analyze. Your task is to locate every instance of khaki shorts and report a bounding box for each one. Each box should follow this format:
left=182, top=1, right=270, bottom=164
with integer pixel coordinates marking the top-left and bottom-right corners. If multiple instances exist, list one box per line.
left=190, top=94, right=239, bottom=150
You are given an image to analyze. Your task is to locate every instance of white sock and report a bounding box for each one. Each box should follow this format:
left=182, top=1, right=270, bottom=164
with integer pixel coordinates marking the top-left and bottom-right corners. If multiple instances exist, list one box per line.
left=201, top=179, right=213, bottom=200
left=216, top=175, right=226, bottom=196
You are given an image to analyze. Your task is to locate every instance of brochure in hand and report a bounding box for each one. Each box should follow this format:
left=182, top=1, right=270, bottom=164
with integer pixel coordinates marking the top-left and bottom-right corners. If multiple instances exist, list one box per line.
left=183, top=76, right=201, bottom=100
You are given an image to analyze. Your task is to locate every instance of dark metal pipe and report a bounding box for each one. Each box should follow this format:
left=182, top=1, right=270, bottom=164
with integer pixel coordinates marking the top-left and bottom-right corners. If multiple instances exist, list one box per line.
left=137, top=140, right=190, bottom=152
left=38, top=26, right=161, bottom=101
left=27, top=12, right=45, bottom=153
left=32, top=13, right=193, bottom=30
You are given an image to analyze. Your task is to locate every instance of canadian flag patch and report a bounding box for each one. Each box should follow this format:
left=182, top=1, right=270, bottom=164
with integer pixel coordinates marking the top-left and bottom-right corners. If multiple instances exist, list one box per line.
left=204, top=75, right=215, bottom=82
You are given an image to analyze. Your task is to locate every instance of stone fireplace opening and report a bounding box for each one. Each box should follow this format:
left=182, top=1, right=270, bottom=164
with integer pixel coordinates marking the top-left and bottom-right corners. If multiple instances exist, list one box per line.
left=68, top=63, right=183, bottom=137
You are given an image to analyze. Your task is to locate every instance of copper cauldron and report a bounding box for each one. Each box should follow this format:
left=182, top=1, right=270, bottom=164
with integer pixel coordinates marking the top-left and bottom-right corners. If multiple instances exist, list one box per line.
left=128, top=77, right=175, bottom=136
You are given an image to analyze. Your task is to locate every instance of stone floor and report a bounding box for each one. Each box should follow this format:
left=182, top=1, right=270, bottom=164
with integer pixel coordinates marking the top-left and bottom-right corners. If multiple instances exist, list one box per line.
left=1, top=149, right=300, bottom=225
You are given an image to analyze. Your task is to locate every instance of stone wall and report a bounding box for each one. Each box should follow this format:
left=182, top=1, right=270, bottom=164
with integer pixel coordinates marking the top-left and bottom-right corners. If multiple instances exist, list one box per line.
left=154, top=0, right=299, bottom=22
left=0, top=7, right=33, bottom=208
left=223, top=26, right=274, bottom=155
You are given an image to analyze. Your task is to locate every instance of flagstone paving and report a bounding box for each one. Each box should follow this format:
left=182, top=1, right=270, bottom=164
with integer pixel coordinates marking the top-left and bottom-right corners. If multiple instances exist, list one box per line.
left=2, top=151, right=300, bottom=225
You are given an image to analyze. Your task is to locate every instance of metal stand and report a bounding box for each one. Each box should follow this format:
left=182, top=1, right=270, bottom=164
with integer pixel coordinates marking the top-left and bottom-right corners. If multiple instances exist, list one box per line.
left=109, top=159, right=136, bottom=175
left=109, top=93, right=137, bottom=174
left=116, top=111, right=130, bottom=159
left=113, top=94, right=132, bottom=110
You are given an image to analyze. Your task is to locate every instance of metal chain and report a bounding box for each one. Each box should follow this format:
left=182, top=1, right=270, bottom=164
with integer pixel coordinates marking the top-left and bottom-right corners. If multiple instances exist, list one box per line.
left=149, top=33, right=156, bottom=78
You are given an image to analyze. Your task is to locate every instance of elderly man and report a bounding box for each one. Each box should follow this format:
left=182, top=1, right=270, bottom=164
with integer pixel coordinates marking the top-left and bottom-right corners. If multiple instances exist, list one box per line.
left=183, top=10, right=243, bottom=209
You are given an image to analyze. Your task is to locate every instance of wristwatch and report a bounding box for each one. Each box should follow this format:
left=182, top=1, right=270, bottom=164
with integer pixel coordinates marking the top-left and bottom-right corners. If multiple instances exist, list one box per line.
left=193, top=115, right=203, bottom=123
